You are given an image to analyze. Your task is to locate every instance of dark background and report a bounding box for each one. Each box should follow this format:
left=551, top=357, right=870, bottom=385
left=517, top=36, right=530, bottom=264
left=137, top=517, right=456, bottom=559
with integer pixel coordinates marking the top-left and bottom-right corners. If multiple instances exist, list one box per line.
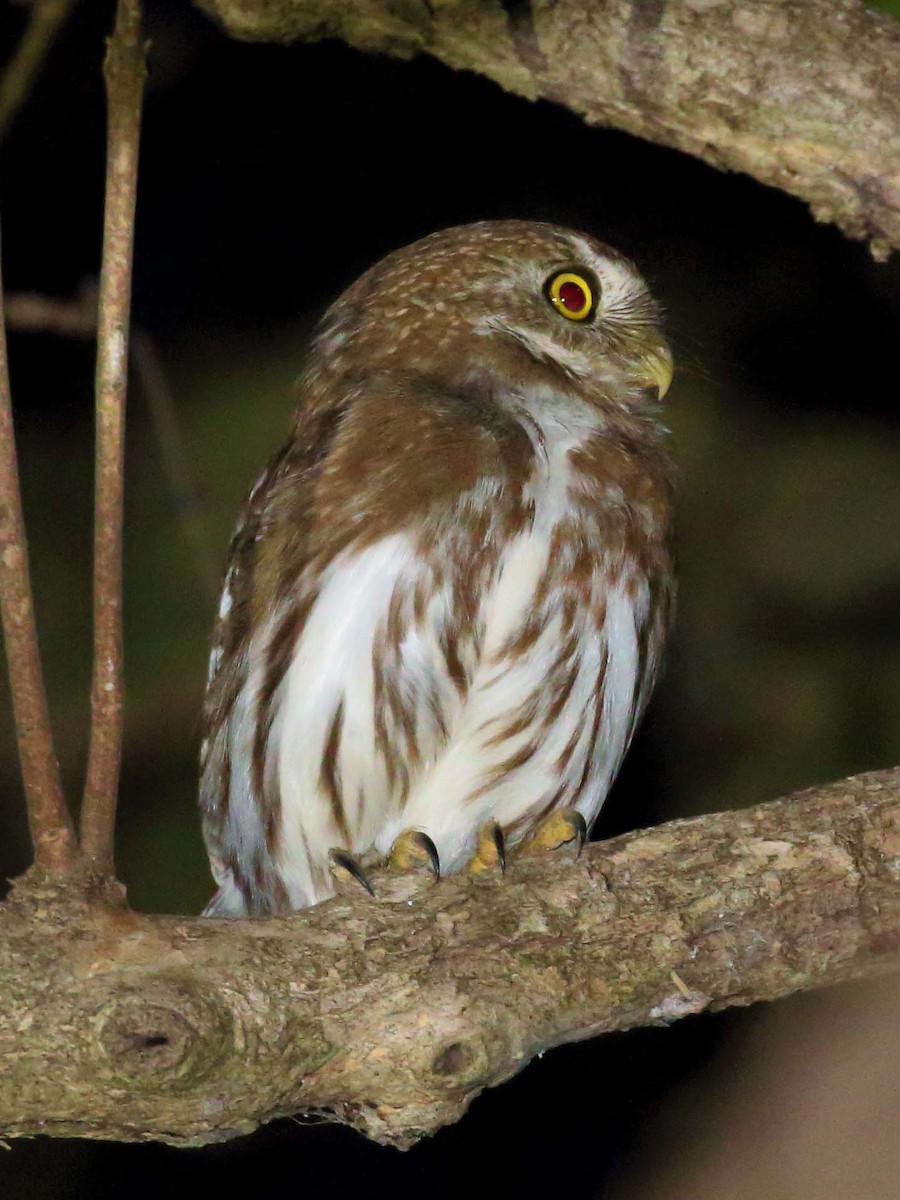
left=1, top=1, right=899, bottom=1196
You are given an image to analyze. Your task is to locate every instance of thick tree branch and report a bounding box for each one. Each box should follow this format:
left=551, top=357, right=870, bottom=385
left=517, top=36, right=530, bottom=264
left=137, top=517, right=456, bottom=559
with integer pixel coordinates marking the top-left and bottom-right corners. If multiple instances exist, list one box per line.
left=1, top=767, right=898, bottom=1149
left=0, top=225, right=78, bottom=875
left=80, top=0, right=147, bottom=874
left=195, top=0, right=900, bottom=259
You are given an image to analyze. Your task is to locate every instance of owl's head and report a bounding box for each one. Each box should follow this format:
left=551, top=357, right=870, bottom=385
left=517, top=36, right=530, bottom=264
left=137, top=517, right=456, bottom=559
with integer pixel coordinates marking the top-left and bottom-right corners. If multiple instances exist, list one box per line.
left=307, top=220, right=673, bottom=409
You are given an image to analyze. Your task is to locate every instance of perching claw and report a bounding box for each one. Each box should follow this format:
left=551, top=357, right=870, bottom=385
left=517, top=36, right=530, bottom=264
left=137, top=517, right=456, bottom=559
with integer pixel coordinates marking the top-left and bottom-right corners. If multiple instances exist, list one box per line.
left=329, top=848, right=375, bottom=897
left=518, top=808, right=587, bottom=859
left=468, top=820, right=506, bottom=874
left=387, top=829, right=441, bottom=880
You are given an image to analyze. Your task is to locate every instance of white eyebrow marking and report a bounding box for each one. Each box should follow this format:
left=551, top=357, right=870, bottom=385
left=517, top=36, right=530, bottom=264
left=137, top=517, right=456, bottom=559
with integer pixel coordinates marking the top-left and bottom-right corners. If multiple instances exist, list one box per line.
left=472, top=314, right=594, bottom=377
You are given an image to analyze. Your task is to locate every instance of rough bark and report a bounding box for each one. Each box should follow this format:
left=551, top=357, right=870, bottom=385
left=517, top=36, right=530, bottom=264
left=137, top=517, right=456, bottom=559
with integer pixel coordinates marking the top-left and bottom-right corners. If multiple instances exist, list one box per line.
left=1, top=766, right=898, bottom=1150
left=193, top=0, right=900, bottom=260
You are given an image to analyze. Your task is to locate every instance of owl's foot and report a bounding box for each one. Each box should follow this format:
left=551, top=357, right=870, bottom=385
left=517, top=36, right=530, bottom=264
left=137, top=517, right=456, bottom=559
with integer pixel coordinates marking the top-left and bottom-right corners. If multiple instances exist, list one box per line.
left=518, top=808, right=587, bottom=858
left=387, top=829, right=441, bottom=880
left=328, top=848, right=375, bottom=897
left=467, top=820, right=506, bottom=875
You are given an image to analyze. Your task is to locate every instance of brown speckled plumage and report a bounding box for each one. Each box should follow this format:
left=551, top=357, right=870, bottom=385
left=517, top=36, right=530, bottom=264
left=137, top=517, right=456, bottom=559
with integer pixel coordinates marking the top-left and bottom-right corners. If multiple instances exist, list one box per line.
left=200, top=220, right=675, bottom=916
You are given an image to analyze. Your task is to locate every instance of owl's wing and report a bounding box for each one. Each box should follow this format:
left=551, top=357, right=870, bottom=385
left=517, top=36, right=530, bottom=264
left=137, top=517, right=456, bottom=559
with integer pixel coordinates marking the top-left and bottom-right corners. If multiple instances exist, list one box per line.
left=199, top=440, right=298, bottom=915
left=200, top=390, right=355, bottom=914
left=199, top=376, right=536, bottom=913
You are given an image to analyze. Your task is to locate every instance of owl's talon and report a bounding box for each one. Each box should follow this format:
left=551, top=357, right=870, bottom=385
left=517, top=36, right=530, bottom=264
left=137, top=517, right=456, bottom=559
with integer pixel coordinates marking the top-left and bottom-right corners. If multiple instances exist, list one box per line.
left=572, top=812, right=588, bottom=859
left=468, top=820, right=506, bottom=874
left=329, top=848, right=375, bottom=897
left=388, top=829, right=441, bottom=880
left=519, top=808, right=588, bottom=859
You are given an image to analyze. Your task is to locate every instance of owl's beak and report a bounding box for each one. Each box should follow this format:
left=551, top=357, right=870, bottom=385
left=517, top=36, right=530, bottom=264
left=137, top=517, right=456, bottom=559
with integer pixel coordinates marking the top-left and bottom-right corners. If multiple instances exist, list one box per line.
left=639, top=344, right=674, bottom=400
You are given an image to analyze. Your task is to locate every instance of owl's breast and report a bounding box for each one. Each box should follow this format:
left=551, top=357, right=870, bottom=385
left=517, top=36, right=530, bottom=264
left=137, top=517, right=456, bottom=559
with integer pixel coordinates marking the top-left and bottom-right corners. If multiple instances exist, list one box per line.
left=203, top=390, right=671, bottom=912
left=368, top=411, right=669, bottom=868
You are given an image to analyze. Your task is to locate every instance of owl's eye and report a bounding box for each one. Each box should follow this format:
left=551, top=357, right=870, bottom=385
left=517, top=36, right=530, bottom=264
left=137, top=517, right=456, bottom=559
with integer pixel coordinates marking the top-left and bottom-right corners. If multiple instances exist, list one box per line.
left=544, top=269, right=597, bottom=322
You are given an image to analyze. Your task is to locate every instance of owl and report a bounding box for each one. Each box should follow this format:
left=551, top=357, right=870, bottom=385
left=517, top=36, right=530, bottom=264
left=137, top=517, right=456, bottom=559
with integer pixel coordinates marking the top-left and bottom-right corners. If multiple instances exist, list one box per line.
left=200, top=220, right=674, bottom=917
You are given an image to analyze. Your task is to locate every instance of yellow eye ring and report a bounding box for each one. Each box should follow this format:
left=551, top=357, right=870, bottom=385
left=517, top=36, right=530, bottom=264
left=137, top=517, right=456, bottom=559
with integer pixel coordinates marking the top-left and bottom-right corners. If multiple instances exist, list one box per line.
left=544, top=270, right=597, bottom=322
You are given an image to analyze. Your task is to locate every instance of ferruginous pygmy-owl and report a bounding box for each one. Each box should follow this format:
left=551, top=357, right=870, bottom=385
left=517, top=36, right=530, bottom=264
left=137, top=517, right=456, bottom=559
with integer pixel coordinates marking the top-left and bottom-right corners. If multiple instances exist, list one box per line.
left=200, top=220, right=674, bottom=917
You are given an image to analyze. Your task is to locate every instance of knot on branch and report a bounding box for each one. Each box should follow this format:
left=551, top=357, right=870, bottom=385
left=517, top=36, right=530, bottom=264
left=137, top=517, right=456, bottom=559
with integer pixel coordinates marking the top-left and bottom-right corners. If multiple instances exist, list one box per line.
left=412, top=994, right=525, bottom=1096
left=428, top=1032, right=500, bottom=1091
left=95, top=978, right=233, bottom=1092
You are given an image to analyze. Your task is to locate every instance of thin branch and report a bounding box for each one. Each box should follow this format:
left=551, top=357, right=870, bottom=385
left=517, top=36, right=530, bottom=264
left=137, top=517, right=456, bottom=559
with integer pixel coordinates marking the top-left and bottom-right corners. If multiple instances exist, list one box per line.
left=4, top=285, right=97, bottom=339
left=79, top=0, right=147, bottom=874
left=0, top=226, right=78, bottom=874
left=0, top=0, right=77, bottom=144
left=132, top=331, right=220, bottom=605
left=196, top=0, right=900, bottom=259
left=0, top=767, right=898, bottom=1147
left=4, top=289, right=220, bottom=604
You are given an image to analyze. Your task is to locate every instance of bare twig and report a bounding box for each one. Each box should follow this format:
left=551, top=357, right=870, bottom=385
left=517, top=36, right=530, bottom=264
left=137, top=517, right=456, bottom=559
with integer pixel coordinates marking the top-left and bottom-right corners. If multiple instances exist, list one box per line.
left=80, top=0, right=147, bottom=874
left=4, top=289, right=219, bottom=604
left=0, top=227, right=78, bottom=875
left=0, top=0, right=77, bottom=143
left=131, top=331, right=220, bottom=605
left=4, top=285, right=97, bottom=339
